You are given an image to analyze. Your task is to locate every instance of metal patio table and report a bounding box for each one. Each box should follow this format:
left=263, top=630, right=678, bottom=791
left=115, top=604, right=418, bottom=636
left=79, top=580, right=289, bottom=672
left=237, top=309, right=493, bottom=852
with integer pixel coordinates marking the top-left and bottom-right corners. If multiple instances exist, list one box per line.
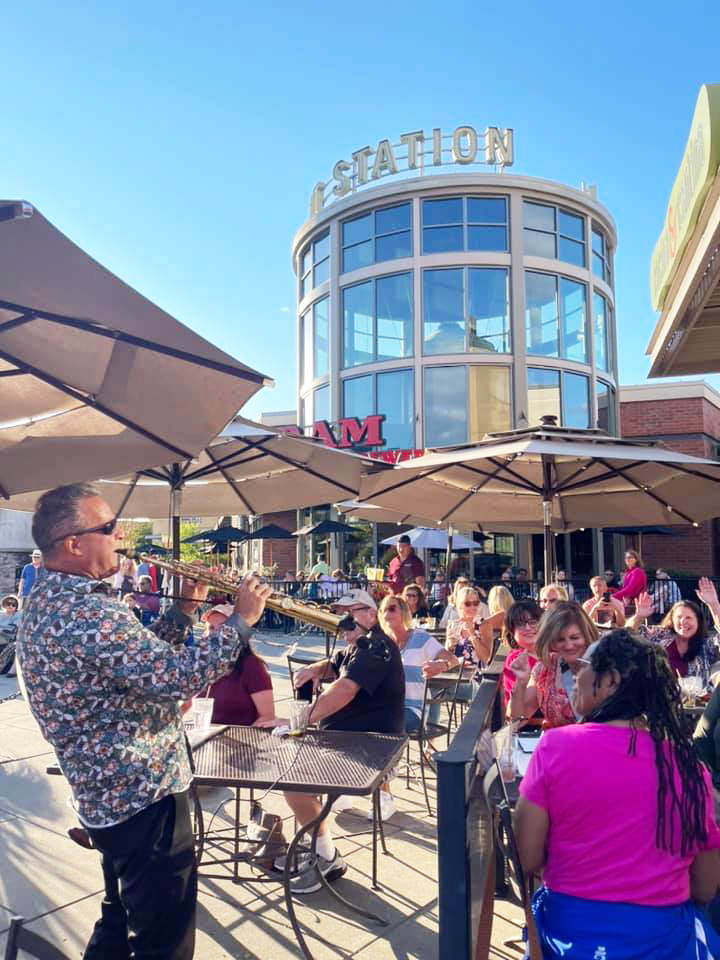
left=192, top=724, right=407, bottom=960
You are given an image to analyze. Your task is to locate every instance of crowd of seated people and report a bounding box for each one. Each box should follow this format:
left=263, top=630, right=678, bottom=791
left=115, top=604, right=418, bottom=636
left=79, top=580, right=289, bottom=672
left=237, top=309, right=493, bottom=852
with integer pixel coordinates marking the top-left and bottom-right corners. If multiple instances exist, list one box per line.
left=516, top=629, right=720, bottom=958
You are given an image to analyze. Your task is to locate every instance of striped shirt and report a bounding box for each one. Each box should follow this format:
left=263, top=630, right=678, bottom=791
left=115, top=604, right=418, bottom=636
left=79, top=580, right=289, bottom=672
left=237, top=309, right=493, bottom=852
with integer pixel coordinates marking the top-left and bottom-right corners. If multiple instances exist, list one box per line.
left=400, top=628, right=445, bottom=717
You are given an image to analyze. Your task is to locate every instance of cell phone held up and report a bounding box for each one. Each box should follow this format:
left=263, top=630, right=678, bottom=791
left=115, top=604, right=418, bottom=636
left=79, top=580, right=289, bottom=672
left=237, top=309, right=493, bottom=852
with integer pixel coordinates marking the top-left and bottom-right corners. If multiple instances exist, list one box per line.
left=602, top=591, right=611, bottom=603
left=295, top=678, right=314, bottom=702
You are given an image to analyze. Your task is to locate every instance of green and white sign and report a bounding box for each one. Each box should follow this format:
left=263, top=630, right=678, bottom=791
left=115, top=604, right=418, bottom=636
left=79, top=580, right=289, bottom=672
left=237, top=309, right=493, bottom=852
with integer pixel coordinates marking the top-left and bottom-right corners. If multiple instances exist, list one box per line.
left=650, top=84, right=720, bottom=312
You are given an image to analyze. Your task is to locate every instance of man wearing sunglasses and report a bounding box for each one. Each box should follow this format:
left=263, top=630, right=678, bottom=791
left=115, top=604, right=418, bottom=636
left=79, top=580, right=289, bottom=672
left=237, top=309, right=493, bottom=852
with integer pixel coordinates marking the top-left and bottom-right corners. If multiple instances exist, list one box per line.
left=16, top=483, right=272, bottom=960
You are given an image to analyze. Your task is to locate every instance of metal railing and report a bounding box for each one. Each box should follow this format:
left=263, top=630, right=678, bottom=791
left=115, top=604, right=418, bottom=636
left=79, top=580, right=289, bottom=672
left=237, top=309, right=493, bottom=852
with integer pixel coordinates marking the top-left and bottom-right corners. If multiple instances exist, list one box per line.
left=436, top=660, right=504, bottom=959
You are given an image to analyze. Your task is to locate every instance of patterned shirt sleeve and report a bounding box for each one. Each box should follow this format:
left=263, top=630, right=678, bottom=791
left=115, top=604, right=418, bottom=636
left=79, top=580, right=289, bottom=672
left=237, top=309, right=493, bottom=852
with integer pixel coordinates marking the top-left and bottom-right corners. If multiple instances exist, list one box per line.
left=83, top=595, right=249, bottom=701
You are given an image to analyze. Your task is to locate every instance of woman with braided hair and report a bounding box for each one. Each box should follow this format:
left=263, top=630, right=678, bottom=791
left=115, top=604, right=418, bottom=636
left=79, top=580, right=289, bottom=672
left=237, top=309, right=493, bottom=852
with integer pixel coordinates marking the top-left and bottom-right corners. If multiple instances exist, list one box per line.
left=516, top=629, right=720, bottom=959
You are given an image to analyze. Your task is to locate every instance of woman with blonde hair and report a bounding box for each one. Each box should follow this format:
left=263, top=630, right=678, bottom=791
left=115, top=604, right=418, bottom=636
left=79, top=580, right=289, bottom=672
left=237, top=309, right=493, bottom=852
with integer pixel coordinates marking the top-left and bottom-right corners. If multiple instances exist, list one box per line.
left=446, top=585, right=502, bottom=677
left=487, top=584, right=514, bottom=616
left=379, top=594, right=457, bottom=733
left=510, top=601, right=598, bottom=728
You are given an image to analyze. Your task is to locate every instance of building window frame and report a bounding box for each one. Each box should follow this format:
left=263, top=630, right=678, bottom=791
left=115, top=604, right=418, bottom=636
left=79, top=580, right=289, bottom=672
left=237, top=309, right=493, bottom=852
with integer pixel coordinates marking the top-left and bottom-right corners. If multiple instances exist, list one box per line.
left=342, top=271, right=414, bottom=369
left=523, top=200, right=587, bottom=268
left=341, top=202, right=413, bottom=274
left=422, top=362, right=513, bottom=447
left=591, top=224, right=612, bottom=283
left=341, top=367, right=415, bottom=451
left=300, top=230, right=330, bottom=298
left=524, top=270, right=588, bottom=363
left=421, top=195, right=509, bottom=255
left=422, top=265, right=512, bottom=356
left=527, top=366, right=591, bottom=429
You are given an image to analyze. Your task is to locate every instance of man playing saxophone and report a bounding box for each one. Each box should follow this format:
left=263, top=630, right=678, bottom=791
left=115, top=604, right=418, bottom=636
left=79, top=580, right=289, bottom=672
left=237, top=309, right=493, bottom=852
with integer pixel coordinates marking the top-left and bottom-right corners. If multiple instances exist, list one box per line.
left=17, top=483, right=272, bottom=960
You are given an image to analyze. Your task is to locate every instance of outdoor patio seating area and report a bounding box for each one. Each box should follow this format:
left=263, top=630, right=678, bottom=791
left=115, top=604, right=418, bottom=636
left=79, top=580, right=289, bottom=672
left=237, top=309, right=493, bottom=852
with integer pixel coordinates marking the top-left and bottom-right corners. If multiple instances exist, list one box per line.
left=0, top=628, right=524, bottom=960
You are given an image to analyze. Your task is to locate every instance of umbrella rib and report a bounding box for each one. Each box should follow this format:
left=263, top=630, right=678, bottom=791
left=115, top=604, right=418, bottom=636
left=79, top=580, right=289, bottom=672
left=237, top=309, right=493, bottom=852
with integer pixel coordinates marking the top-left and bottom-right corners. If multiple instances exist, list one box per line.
left=357, top=463, right=451, bottom=501
left=556, top=460, right=648, bottom=494
left=0, top=311, right=36, bottom=334
left=249, top=440, right=360, bottom=497
left=595, top=458, right=697, bottom=525
left=203, top=446, right=256, bottom=514
left=484, top=458, right=544, bottom=493
left=438, top=455, right=519, bottom=523
left=0, top=299, right=269, bottom=385
left=116, top=473, right=140, bottom=517
left=184, top=449, right=267, bottom=482
left=662, top=462, right=720, bottom=485
left=0, top=345, right=195, bottom=461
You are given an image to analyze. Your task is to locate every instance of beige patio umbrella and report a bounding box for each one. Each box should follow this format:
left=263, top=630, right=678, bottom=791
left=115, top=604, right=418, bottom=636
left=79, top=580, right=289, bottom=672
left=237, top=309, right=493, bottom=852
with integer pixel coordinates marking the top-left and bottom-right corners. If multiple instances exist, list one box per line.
left=0, top=200, right=272, bottom=497
left=356, top=419, right=720, bottom=582
left=6, top=418, right=389, bottom=559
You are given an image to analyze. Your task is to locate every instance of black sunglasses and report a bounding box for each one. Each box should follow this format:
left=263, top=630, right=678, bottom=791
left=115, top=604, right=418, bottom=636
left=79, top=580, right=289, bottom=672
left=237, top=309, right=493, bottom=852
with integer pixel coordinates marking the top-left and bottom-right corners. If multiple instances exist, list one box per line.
left=52, top=517, right=119, bottom=545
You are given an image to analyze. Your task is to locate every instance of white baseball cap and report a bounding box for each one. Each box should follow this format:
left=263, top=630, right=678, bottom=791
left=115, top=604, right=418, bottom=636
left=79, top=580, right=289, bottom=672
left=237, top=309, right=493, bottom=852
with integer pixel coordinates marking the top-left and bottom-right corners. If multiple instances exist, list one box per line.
left=333, top=588, right=377, bottom=611
left=201, top=603, right=234, bottom=622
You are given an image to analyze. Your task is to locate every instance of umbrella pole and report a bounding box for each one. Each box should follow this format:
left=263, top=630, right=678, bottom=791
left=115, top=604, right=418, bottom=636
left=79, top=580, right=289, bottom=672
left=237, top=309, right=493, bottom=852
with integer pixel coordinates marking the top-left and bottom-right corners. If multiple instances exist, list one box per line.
left=542, top=456, right=554, bottom=586
left=445, top=525, right=454, bottom=581
left=171, top=487, right=182, bottom=597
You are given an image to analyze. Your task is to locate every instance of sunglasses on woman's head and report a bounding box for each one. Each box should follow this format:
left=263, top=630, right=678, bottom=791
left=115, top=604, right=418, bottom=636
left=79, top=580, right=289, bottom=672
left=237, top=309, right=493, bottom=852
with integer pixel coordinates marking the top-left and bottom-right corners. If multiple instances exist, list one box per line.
left=463, top=600, right=480, bottom=607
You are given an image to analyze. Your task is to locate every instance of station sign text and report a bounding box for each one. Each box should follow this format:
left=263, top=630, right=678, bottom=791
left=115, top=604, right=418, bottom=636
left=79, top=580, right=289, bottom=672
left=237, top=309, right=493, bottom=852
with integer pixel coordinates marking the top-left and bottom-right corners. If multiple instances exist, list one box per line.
left=310, top=124, right=514, bottom=214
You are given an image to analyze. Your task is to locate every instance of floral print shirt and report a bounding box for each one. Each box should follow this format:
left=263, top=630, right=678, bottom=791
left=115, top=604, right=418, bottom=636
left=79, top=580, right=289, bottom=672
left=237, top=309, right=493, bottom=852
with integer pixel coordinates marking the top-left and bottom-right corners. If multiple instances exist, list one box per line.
left=17, top=569, right=249, bottom=828
left=635, top=625, right=720, bottom=691
left=531, top=654, right=578, bottom=728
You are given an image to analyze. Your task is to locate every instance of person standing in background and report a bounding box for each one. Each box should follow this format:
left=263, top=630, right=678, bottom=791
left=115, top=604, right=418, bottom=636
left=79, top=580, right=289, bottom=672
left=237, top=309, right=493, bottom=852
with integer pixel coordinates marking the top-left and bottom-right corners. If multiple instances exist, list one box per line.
left=388, top=534, right=426, bottom=594
left=17, top=549, right=42, bottom=610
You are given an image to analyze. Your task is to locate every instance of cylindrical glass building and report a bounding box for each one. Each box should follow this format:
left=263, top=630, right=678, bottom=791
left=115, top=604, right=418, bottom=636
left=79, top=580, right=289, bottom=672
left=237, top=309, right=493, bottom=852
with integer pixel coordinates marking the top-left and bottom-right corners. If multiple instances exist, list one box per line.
left=292, top=169, right=618, bottom=574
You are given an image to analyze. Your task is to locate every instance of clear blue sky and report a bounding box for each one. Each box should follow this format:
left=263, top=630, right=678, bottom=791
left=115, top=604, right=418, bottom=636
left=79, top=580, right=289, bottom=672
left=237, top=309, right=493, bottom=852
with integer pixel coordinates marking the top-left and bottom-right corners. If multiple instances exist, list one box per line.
left=4, top=0, right=720, bottom=419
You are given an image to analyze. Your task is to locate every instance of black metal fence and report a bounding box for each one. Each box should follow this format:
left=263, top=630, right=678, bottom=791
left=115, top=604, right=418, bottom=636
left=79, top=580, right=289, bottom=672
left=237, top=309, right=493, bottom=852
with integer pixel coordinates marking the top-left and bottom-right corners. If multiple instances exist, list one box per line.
left=436, top=660, right=504, bottom=959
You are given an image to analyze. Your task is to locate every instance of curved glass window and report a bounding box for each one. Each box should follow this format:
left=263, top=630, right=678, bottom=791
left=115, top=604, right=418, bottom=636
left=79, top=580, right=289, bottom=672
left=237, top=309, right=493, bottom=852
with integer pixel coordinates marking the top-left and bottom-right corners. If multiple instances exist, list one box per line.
left=524, top=201, right=586, bottom=267
left=593, top=291, right=610, bottom=372
left=596, top=380, right=616, bottom=433
left=342, top=203, right=412, bottom=273
left=424, top=365, right=511, bottom=447
left=300, top=231, right=330, bottom=298
left=313, top=384, right=329, bottom=423
left=342, top=368, right=414, bottom=450
left=527, top=368, right=589, bottom=428
left=300, top=296, right=329, bottom=385
left=592, top=226, right=611, bottom=283
left=525, top=272, right=587, bottom=363
left=423, top=267, right=510, bottom=356
left=422, top=196, right=508, bottom=254
left=343, top=272, right=413, bottom=368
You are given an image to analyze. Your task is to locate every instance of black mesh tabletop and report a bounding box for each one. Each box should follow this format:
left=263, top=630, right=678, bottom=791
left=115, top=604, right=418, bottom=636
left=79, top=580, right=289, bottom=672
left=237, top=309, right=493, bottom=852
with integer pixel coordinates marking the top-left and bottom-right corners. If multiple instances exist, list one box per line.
left=192, top=726, right=407, bottom=795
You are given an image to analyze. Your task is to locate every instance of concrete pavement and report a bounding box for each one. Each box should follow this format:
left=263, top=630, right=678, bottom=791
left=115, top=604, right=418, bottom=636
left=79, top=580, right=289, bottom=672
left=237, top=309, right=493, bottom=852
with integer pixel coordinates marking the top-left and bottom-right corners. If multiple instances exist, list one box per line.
left=0, top=630, right=522, bottom=958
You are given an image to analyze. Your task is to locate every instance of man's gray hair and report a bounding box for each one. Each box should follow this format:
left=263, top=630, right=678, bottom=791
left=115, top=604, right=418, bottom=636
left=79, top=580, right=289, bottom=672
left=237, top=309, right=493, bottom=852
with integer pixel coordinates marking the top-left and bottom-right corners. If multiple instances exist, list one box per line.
left=32, top=483, right=100, bottom=553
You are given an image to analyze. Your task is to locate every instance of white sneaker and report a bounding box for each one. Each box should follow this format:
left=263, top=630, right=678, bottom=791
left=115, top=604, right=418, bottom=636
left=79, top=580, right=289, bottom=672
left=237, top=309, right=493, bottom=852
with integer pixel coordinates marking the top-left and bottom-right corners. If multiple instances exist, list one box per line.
left=332, top=794, right=354, bottom=813
left=368, top=792, right=396, bottom=821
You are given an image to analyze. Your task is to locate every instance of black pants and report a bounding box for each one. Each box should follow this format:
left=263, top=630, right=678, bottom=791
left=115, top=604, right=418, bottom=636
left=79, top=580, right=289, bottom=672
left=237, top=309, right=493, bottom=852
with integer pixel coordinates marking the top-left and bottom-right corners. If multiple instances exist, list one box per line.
left=83, top=790, right=197, bottom=960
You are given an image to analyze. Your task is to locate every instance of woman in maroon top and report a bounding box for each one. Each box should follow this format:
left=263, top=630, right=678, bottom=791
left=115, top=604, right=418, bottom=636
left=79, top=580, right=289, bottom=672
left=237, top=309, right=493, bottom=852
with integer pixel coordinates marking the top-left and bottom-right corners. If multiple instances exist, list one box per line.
left=201, top=605, right=277, bottom=726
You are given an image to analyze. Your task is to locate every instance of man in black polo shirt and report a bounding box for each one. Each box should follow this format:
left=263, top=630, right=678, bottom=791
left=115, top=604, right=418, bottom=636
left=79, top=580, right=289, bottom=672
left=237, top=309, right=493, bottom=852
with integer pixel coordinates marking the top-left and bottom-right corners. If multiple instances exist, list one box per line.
left=282, top=588, right=404, bottom=893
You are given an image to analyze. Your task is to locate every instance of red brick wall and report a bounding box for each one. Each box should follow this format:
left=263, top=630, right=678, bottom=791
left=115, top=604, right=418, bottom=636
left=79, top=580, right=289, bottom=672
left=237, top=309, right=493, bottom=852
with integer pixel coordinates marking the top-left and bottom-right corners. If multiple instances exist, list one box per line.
left=258, top=510, right=297, bottom=576
left=619, top=394, right=720, bottom=575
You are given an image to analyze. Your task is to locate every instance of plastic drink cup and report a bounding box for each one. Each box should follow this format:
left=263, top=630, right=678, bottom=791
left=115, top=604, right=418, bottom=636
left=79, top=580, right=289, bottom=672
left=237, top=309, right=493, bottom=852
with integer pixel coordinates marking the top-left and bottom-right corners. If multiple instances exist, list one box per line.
left=289, top=701, right=312, bottom=736
left=193, top=697, right=214, bottom=731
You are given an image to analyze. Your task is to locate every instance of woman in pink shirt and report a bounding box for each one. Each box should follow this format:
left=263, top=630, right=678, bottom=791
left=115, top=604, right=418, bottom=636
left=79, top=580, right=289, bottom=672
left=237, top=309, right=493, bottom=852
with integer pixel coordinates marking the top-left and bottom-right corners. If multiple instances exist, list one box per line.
left=501, top=599, right=542, bottom=706
left=516, top=629, right=720, bottom=959
left=611, top=548, right=647, bottom=610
